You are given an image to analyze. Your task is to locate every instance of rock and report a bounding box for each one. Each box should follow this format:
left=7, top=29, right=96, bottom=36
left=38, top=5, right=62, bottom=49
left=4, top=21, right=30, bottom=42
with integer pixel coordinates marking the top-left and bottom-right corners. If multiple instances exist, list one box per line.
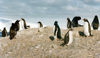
left=35, top=45, right=41, bottom=49
left=50, top=44, right=58, bottom=49
left=39, top=34, right=44, bottom=38
left=95, top=53, right=100, bottom=58
left=73, top=31, right=80, bottom=37
left=97, top=41, right=100, bottom=44
left=38, top=28, right=44, bottom=32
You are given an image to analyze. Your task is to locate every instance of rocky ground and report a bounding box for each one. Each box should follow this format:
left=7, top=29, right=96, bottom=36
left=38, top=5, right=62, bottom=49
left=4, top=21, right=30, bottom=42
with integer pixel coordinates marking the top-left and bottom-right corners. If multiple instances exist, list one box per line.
left=0, top=26, right=100, bottom=58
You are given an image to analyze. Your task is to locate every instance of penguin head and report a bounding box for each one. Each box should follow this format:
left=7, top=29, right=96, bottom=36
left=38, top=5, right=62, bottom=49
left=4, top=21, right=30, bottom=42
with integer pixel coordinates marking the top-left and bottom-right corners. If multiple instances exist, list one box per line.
left=11, top=23, right=17, bottom=31
left=83, top=18, right=88, bottom=22
left=2, top=27, right=6, bottom=32
left=95, top=15, right=98, bottom=18
left=20, top=18, right=25, bottom=22
left=54, top=21, right=58, bottom=26
left=94, top=15, right=98, bottom=21
left=12, top=23, right=15, bottom=26
left=37, top=21, right=42, bottom=24
left=73, top=16, right=81, bottom=21
left=37, top=21, right=43, bottom=27
left=4, top=27, right=6, bottom=30
left=15, top=20, right=20, bottom=24
left=21, top=18, right=24, bottom=20
left=16, top=20, right=20, bottom=22
left=67, top=18, right=70, bottom=21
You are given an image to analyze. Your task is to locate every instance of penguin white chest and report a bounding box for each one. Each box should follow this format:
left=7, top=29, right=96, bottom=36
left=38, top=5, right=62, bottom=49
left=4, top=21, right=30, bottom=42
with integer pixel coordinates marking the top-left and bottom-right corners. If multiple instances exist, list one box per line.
left=84, top=22, right=89, bottom=36
left=67, top=20, right=68, bottom=27
left=38, top=23, right=41, bottom=28
left=67, top=31, right=73, bottom=45
left=53, top=26, right=58, bottom=38
left=19, top=20, right=24, bottom=30
left=53, top=26, right=55, bottom=34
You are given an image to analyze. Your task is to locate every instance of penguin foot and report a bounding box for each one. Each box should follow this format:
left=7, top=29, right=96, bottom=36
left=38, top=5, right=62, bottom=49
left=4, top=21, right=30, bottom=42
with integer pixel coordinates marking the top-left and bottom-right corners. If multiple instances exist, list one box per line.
left=84, top=35, right=89, bottom=37
left=85, top=35, right=93, bottom=37
left=60, top=43, right=66, bottom=47
left=90, top=35, right=93, bottom=37
left=85, top=36, right=88, bottom=37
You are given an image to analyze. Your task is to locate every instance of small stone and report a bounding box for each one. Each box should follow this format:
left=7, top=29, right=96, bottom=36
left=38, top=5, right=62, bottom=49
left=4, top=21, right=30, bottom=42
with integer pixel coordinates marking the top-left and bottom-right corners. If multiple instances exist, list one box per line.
left=35, top=45, right=41, bottom=49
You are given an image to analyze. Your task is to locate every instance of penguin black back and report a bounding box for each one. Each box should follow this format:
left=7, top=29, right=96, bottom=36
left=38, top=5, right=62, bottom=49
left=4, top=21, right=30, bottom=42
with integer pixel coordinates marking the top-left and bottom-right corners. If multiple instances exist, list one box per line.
left=38, top=21, right=43, bottom=27
left=54, top=21, right=62, bottom=39
left=61, top=30, right=69, bottom=46
left=54, top=21, right=58, bottom=36
left=21, top=18, right=27, bottom=29
left=92, top=15, right=99, bottom=30
left=60, top=29, right=73, bottom=46
left=15, top=20, right=20, bottom=31
left=2, top=27, right=7, bottom=37
left=9, top=23, right=17, bottom=40
left=67, top=18, right=72, bottom=28
left=72, top=16, right=81, bottom=27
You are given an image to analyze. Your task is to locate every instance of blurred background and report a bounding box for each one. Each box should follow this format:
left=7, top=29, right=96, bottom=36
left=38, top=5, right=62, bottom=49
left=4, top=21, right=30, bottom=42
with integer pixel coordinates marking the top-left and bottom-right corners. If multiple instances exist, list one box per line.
left=0, top=0, right=100, bottom=31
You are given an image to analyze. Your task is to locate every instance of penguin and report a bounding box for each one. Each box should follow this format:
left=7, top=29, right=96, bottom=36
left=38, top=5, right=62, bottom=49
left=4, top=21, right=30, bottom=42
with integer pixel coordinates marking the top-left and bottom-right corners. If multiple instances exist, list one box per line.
left=83, top=18, right=92, bottom=37
left=60, top=28, right=73, bottom=46
left=26, top=25, right=30, bottom=29
left=72, top=16, right=81, bottom=27
left=53, top=21, right=62, bottom=40
left=37, top=21, right=43, bottom=32
left=2, top=27, right=7, bottom=37
left=9, top=23, right=17, bottom=40
left=38, top=21, right=43, bottom=28
left=21, top=18, right=28, bottom=29
left=15, top=20, right=20, bottom=31
left=19, top=18, right=24, bottom=30
left=67, top=18, right=72, bottom=29
left=92, top=15, right=99, bottom=30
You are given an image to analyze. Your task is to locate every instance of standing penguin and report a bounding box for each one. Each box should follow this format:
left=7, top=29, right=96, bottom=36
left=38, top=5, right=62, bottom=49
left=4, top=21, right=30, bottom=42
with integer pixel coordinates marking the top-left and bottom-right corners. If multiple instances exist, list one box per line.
left=38, top=21, right=43, bottom=28
left=83, top=18, right=92, bottom=37
left=67, top=18, right=72, bottom=29
left=21, top=18, right=28, bottom=29
left=37, top=21, right=43, bottom=32
left=60, top=29, right=73, bottom=46
left=2, top=27, right=7, bottom=37
left=92, top=15, right=99, bottom=30
left=9, top=23, right=17, bottom=40
left=72, top=16, right=81, bottom=27
left=53, top=21, right=62, bottom=40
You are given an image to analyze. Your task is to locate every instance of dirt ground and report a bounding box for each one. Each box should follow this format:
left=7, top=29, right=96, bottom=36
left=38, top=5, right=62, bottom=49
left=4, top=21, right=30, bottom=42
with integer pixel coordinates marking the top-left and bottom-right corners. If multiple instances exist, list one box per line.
left=0, top=26, right=100, bottom=58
